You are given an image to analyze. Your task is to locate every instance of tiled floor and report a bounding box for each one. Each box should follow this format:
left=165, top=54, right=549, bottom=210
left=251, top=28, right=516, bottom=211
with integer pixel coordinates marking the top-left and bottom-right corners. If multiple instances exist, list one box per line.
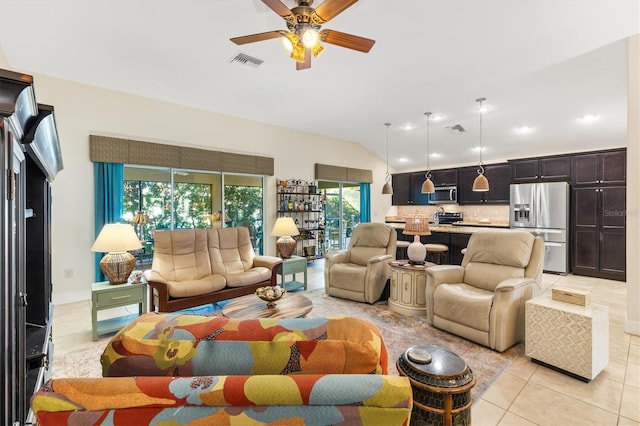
left=53, top=261, right=639, bottom=425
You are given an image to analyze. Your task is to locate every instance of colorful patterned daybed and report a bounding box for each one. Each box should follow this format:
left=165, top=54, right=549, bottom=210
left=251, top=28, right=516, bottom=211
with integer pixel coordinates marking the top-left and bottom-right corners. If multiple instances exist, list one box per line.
left=31, top=315, right=413, bottom=425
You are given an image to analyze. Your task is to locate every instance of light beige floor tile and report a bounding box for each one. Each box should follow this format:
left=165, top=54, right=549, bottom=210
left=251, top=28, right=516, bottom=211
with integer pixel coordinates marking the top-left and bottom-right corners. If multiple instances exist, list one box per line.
left=610, top=323, right=632, bottom=344
left=611, top=339, right=631, bottom=362
left=598, top=356, right=628, bottom=384
left=471, top=399, right=505, bottom=426
left=529, top=364, right=623, bottom=413
left=498, top=412, right=538, bottom=426
left=482, top=372, right=527, bottom=409
left=626, top=359, right=640, bottom=388
left=504, top=355, right=538, bottom=381
left=629, top=343, right=640, bottom=363
left=510, top=382, right=619, bottom=425
left=618, top=415, right=640, bottom=425
left=630, top=335, right=640, bottom=346
left=620, top=384, right=640, bottom=422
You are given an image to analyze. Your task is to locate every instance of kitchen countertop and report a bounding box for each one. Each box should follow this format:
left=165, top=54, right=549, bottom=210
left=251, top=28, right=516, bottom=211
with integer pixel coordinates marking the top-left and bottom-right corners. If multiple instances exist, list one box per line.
left=386, top=222, right=514, bottom=234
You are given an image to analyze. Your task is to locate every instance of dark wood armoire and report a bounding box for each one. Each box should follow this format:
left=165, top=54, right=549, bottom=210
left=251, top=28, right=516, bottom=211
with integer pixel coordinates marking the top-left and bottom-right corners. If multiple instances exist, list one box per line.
left=1, top=68, right=63, bottom=425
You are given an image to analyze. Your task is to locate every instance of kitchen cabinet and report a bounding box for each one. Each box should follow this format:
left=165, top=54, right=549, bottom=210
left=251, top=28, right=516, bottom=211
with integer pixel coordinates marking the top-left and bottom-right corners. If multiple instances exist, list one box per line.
left=571, top=150, right=626, bottom=185
left=458, top=163, right=510, bottom=204
left=391, top=172, right=430, bottom=205
left=429, top=168, right=458, bottom=186
left=511, top=155, right=571, bottom=183
left=572, top=185, right=626, bottom=281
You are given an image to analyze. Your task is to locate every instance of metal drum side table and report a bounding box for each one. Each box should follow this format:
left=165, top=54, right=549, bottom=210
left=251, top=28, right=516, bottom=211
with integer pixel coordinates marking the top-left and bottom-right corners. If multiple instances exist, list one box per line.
left=396, top=345, right=476, bottom=426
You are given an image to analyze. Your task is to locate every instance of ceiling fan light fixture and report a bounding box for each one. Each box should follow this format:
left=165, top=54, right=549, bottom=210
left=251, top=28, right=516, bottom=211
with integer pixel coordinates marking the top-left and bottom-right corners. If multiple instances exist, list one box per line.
left=280, top=32, right=297, bottom=52
left=301, top=28, right=319, bottom=48
left=290, top=42, right=306, bottom=62
left=311, top=42, right=324, bottom=57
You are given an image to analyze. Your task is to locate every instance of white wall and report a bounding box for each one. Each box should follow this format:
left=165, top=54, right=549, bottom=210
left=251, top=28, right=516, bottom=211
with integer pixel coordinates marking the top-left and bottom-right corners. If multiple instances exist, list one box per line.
left=24, top=74, right=392, bottom=304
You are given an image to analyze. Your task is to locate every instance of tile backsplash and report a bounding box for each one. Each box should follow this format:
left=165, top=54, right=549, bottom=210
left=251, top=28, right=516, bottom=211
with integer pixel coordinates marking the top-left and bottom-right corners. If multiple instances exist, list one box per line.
left=393, top=204, right=510, bottom=224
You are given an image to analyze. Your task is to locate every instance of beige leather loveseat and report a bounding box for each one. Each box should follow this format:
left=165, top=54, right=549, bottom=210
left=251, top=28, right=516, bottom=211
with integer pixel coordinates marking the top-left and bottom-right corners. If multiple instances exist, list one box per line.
left=426, top=231, right=544, bottom=352
left=144, top=227, right=282, bottom=312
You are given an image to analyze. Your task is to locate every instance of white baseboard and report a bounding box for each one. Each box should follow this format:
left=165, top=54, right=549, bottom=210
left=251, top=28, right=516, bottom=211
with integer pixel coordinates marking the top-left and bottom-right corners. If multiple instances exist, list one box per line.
left=52, top=290, right=90, bottom=305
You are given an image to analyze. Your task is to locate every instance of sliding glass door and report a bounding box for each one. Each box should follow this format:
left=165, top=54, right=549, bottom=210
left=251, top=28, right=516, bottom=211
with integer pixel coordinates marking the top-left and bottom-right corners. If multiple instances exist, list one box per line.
left=319, top=181, right=361, bottom=251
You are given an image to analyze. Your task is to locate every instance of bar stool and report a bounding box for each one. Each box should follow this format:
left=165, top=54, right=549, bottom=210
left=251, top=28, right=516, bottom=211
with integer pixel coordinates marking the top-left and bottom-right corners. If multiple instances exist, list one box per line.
left=396, top=240, right=410, bottom=260
left=424, top=243, right=449, bottom=264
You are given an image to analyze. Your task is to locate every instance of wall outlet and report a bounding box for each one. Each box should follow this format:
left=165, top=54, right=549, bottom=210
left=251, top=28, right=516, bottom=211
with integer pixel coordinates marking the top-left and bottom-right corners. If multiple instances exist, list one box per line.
left=64, top=268, right=74, bottom=278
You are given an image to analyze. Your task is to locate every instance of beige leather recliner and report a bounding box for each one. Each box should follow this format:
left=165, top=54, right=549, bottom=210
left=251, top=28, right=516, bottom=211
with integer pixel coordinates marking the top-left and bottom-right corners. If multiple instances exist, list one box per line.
left=426, top=231, right=545, bottom=352
left=324, top=222, right=397, bottom=304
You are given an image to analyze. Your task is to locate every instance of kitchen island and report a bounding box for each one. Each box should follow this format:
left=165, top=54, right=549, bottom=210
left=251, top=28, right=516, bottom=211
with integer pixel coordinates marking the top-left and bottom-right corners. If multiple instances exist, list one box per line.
left=386, top=220, right=516, bottom=264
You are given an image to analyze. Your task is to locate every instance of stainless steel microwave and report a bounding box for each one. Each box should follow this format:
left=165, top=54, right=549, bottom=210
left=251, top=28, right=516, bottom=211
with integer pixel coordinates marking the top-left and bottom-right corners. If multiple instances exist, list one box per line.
left=428, top=186, right=458, bottom=204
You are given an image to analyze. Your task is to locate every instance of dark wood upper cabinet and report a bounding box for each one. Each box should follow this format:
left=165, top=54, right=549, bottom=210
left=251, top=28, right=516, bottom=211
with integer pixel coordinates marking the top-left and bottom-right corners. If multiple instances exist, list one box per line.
left=430, top=168, right=458, bottom=186
left=511, top=155, right=571, bottom=183
left=458, top=163, right=510, bottom=205
left=391, top=172, right=430, bottom=205
left=572, top=150, right=626, bottom=185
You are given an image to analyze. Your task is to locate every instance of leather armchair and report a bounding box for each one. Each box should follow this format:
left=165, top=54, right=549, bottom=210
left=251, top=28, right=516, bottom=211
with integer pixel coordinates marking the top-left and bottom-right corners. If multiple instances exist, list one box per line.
left=426, top=231, right=545, bottom=352
left=324, top=222, right=396, bottom=303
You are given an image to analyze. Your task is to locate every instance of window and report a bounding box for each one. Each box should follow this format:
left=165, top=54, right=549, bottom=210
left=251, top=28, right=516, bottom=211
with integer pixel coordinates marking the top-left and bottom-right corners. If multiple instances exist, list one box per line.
left=123, top=166, right=264, bottom=264
left=320, top=181, right=362, bottom=250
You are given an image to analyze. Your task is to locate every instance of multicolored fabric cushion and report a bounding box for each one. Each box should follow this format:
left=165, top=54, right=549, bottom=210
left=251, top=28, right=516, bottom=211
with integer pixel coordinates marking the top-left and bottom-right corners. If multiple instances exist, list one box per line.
left=102, top=314, right=389, bottom=376
left=31, top=375, right=412, bottom=425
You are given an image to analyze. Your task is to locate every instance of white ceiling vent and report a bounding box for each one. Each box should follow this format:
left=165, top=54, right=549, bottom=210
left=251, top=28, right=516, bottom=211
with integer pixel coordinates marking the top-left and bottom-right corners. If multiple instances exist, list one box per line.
left=446, top=124, right=466, bottom=134
left=229, top=52, right=264, bottom=69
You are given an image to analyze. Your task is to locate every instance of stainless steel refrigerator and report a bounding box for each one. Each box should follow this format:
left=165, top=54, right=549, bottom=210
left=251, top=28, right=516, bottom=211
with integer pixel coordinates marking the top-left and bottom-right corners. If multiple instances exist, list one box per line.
left=510, top=182, right=570, bottom=274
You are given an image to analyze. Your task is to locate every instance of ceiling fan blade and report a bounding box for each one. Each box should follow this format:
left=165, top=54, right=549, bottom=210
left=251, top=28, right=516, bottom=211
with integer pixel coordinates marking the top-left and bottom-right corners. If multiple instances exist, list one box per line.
left=319, top=29, right=375, bottom=53
left=312, top=0, right=358, bottom=24
left=296, top=48, right=312, bottom=71
left=261, top=0, right=294, bottom=20
left=230, top=30, right=284, bottom=45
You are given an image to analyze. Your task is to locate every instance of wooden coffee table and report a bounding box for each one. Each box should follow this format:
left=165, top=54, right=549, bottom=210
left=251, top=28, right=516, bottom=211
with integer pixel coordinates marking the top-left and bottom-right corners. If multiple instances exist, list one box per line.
left=222, top=293, right=313, bottom=319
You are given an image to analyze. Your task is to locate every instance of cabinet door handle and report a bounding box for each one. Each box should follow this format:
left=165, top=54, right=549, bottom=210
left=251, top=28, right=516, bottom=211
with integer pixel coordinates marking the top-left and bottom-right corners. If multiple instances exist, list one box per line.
left=112, top=295, right=132, bottom=300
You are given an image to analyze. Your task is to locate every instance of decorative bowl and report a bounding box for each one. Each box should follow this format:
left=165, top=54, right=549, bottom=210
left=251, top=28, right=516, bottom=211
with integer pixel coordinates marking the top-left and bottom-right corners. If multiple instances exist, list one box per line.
left=255, top=285, right=285, bottom=307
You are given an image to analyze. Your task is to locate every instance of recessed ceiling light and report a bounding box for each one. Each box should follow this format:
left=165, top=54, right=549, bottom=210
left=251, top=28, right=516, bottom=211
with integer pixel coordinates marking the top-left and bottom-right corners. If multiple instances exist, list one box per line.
left=578, top=114, right=600, bottom=123
left=432, top=115, right=444, bottom=121
left=515, top=125, right=534, bottom=134
left=472, top=146, right=487, bottom=152
left=430, top=152, right=441, bottom=158
left=403, top=124, right=414, bottom=131
left=397, top=157, right=409, bottom=163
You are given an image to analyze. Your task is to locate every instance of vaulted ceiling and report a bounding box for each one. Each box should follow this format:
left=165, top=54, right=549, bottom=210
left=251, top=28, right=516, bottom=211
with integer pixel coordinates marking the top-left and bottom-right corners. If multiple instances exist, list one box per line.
left=1, top=0, right=638, bottom=171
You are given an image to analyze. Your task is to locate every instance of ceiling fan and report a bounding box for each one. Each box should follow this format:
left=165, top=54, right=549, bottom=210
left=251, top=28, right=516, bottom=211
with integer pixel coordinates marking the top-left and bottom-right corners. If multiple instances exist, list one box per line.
left=230, top=0, right=375, bottom=70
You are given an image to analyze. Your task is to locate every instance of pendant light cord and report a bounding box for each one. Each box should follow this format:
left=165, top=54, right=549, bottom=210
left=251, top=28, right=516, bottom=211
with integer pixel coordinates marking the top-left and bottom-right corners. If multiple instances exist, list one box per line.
left=385, top=122, right=391, bottom=179
left=425, top=112, right=431, bottom=177
left=476, top=97, right=486, bottom=173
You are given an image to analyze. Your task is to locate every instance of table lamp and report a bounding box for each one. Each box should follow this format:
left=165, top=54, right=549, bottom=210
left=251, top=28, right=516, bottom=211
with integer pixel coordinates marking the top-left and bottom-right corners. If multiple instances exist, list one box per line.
left=91, top=223, right=143, bottom=284
left=271, top=217, right=300, bottom=259
left=402, top=215, right=431, bottom=264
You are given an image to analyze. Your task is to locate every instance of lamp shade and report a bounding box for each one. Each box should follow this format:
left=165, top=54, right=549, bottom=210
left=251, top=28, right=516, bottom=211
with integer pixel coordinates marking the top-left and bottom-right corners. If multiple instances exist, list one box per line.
left=382, top=181, right=393, bottom=195
left=91, top=223, right=142, bottom=252
left=271, top=217, right=300, bottom=237
left=402, top=215, right=430, bottom=265
left=472, top=173, right=490, bottom=192
left=91, top=223, right=142, bottom=285
left=421, top=177, right=435, bottom=194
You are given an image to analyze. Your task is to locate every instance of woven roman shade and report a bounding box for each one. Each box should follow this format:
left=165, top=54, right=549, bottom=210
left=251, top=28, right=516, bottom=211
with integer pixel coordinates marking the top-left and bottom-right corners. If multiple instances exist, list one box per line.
left=315, top=163, right=372, bottom=183
left=89, top=135, right=274, bottom=175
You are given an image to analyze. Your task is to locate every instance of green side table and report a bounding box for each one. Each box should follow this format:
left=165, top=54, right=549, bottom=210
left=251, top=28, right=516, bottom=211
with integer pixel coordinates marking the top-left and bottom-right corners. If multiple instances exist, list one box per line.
left=91, top=281, right=147, bottom=341
left=278, top=255, right=307, bottom=291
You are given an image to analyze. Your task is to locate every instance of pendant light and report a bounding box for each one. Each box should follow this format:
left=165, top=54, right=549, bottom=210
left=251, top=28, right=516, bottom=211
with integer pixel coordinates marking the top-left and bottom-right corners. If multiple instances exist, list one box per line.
left=472, top=97, right=490, bottom=192
left=421, top=112, right=435, bottom=193
left=382, top=122, right=393, bottom=195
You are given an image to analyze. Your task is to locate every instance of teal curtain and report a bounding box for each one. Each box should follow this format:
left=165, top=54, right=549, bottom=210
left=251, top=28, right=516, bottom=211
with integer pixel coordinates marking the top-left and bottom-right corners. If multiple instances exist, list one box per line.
left=360, top=183, right=371, bottom=223
left=94, top=162, right=124, bottom=281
